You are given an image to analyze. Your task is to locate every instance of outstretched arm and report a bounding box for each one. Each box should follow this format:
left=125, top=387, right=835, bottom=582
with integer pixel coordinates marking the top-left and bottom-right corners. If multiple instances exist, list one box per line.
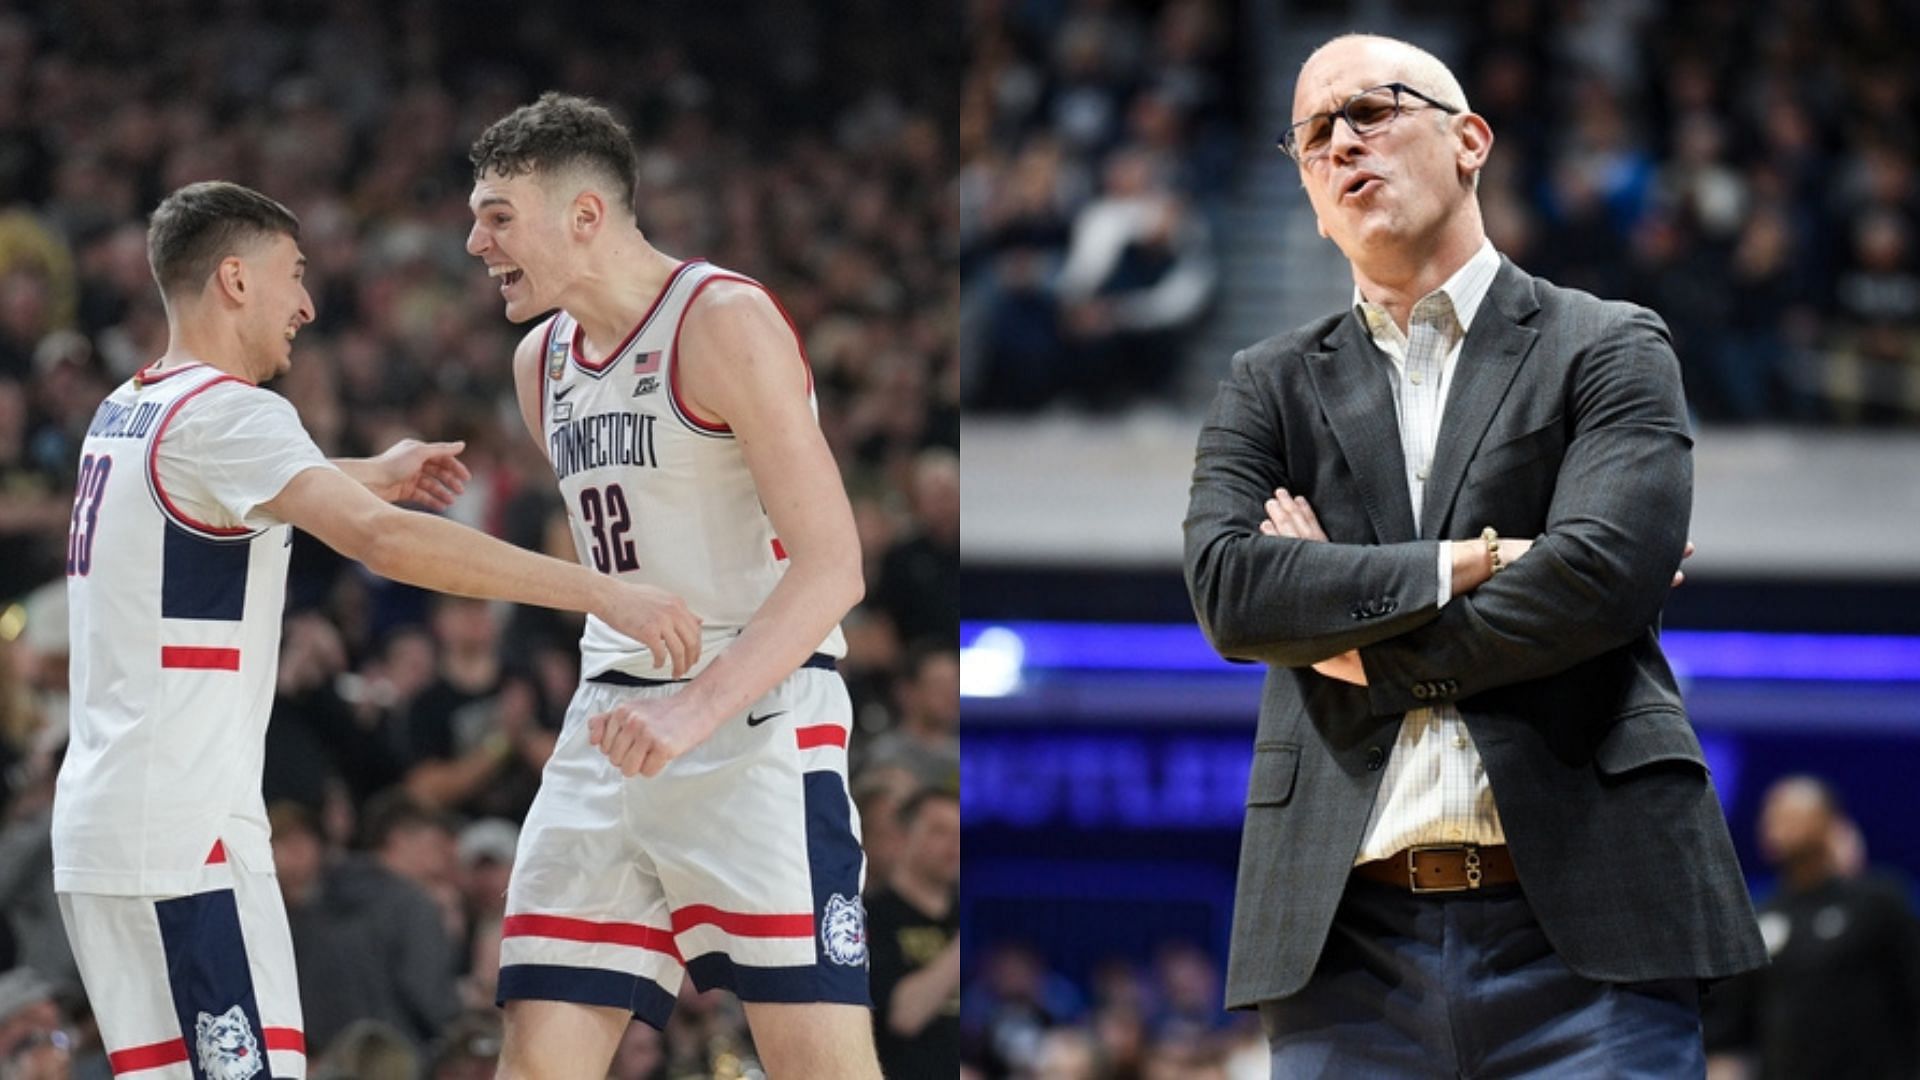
left=263, top=467, right=701, bottom=675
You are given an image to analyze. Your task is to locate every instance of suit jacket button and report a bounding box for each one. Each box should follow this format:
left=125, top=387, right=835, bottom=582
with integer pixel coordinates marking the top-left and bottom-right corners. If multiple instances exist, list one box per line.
left=1351, top=606, right=1367, bottom=621
left=1382, top=599, right=1398, bottom=614
left=1412, top=684, right=1430, bottom=700
left=1366, top=746, right=1385, bottom=770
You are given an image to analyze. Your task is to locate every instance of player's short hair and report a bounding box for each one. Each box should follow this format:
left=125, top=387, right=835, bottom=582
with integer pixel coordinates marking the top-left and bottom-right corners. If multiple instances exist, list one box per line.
left=146, top=181, right=300, bottom=300
left=469, top=92, right=638, bottom=219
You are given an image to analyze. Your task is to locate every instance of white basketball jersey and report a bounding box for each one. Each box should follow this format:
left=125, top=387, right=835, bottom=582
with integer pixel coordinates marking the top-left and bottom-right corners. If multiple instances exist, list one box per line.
left=53, top=361, right=332, bottom=896
left=538, top=260, right=845, bottom=680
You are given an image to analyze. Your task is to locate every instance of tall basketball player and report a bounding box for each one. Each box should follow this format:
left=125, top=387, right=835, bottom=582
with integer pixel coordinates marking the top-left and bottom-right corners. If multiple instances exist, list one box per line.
left=54, top=181, right=702, bottom=1079
left=465, top=95, right=879, bottom=1079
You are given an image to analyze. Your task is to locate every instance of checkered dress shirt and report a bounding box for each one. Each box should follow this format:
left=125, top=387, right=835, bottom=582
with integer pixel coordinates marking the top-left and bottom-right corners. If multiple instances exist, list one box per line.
left=1351, top=240, right=1508, bottom=864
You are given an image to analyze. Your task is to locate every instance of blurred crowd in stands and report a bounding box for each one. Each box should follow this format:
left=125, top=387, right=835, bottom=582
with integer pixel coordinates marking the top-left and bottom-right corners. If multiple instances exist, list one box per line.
left=1465, top=0, right=1920, bottom=424
left=959, top=940, right=1266, bottom=1080
left=961, top=0, right=1237, bottom=413
left=0, top=0, right=957, bottom=1076
left=958, top=770, right=1920, bottom=1080
left=966, top=0, right=1920, bottom=424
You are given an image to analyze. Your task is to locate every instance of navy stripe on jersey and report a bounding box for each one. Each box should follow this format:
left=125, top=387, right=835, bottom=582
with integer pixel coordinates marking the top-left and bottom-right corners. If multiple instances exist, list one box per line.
left=162, top=522, right=250, bottom=621
left=682, top=771, right=870, bottom=1005
left=154, top=887, right=273, bottom=1078
left=497, top=963, right=677, bottom=1030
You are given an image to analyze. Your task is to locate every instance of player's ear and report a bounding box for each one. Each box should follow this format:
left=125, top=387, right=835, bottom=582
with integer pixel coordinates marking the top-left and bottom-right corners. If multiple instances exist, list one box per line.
left=214, top=255, right=248, bottom=305
left=572, top=191, right=604, bottom=240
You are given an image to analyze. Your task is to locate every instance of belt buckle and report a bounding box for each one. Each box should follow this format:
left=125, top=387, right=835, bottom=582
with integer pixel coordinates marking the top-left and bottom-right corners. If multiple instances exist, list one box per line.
left=1407, top=843, right=1482, bottom=894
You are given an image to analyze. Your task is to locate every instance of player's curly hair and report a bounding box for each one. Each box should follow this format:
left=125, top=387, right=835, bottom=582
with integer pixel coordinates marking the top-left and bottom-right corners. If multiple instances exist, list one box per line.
left=469, top=92, right=639, bottom=219
left=147, top=181, right=300, bottom=299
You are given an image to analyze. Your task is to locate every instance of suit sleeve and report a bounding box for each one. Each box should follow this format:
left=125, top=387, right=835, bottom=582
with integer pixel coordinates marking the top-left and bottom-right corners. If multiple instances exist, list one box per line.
left=1184, top=347, right=1443, bottom=669
left=1356, top=306, right=1692, bottom=713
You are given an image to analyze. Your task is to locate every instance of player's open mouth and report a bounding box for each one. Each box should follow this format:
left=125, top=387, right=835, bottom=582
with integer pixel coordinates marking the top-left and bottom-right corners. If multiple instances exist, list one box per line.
left=489, top=264, right=525, bottom=291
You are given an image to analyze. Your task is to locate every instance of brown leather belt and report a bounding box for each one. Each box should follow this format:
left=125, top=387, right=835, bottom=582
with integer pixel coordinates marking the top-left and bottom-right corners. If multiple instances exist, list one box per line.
left=1352, top=844, right=1519, bottom=894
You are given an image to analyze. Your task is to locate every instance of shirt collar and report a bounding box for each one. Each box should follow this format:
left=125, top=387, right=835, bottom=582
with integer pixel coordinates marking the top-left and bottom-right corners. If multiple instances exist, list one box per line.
left=1352, top=239, right=1502, bottom=340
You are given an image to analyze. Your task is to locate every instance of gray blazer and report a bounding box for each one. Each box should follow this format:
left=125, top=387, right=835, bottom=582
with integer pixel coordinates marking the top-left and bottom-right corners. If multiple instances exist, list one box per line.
left=1183, top=258, right=1766, bottom=1010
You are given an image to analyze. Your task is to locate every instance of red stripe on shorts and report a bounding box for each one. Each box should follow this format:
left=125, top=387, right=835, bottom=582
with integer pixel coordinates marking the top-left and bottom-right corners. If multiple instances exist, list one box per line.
left=771, top=537, right=787, bottom=560
left=161, top=646, right=241, bottom=670
left=795, top=724, right=846, bottom=750
left=109, top=1027, right=302, bottom=1075
left=671, top=905, right=814, bottom=938
left=108, top=1037, right=188, bottom=1073
left=206, top=840, right=226, bottom=865
left=502, top=913, right=683, bottom=960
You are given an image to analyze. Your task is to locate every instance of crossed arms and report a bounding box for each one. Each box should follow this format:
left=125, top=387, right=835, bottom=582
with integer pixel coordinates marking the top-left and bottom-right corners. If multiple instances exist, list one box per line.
left=1183, top=306, right=1692, bottom=714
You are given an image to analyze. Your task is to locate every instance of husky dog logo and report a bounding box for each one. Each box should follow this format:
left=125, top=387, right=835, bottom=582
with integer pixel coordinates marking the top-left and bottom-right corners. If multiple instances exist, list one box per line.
left=194, top=1005, right=263, bottom=1080
left=821, top=893, right=868, bottom=967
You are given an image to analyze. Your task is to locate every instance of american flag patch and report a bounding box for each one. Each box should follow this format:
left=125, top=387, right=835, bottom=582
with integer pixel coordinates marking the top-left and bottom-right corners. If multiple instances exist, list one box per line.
left=633, top=350, right=662, bottom=375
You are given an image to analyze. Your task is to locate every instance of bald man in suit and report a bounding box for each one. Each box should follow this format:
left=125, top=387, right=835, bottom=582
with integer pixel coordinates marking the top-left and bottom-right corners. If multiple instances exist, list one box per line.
left=1184, top=34, right=1764, bottom=1078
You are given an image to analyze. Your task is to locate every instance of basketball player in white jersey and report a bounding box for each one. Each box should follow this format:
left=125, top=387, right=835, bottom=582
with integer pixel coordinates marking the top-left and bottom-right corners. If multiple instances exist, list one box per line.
left=55, top=180, right=703, bottom=1080
left=464, top=95, right=881, bottom=1078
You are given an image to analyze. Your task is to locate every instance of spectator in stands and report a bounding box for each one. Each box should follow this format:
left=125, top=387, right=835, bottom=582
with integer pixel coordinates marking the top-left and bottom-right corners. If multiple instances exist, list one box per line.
left=265, top=611, right=407, bottom=814
left=0, top=379, right=66, bottom=604
left=1055, top=145, right=1216, bottom=410
left=313, top=1019, right=419, bottom=1080
left=861, top=641, right=961, bottom=788
left=607, top=1020, right=669, bottom=1080
left=868, top=785, right=961, bottom=1079
left=1705, top=775, right=1920, bottom=1080
left=1827, top=208, right=1920, bottom=422
left=961, top=943, right=1086, bottom=1077
left=1030, top=1026, right=1104, bottom=1080
left=852, top=763, right=921, bottom=893
left=278, top=795, right=461, bottom=1050
left=426, top=1009, right=502, bottom=1080
left=876, top=447, right=959, bottom=648
left=0, top=967, right=68, bottom=1080
left=397, top=596, right=555, bottom=822
left=0, top=740, right=68, bottom=997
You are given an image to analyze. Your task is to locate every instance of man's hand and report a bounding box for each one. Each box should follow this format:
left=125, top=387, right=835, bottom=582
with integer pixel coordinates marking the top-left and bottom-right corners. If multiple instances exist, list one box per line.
left=595, top=584, right=702, bottom=677
left=588, top=696, right=720, bottom=778
left=1258, top=488, right=1328, bottom=541
left=1256, top=490, right=1367, bottom=682
left=359, top=439, right=471, bottom=510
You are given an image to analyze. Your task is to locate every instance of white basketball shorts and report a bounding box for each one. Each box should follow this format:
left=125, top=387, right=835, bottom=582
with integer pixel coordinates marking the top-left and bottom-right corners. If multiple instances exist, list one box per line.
left=497, top=655, right=869, bottom=1027
left=57, top=840, right=306, bottom=1079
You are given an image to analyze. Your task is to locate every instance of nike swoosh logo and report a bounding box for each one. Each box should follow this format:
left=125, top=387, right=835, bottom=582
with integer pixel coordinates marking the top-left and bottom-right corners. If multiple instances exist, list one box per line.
left=552, top=384, right=577, bottom=401
left=746, top=710, right=787, bottom=727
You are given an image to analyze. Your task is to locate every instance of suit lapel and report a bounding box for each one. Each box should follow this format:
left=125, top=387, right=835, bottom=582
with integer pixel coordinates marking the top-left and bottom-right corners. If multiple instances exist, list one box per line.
left=1305, top=313, right=1417, bottom=544
left=1418, top=259, right=1541, bottom=538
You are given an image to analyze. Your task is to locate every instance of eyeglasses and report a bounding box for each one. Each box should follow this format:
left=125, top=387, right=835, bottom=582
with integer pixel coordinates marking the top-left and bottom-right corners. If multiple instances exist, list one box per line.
left=1279, top=83, right=1462, bottom=165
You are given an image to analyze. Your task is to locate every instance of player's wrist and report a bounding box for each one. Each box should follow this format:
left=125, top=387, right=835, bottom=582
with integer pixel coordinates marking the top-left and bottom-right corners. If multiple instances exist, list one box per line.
left=668, top=682, right=726, bottom=734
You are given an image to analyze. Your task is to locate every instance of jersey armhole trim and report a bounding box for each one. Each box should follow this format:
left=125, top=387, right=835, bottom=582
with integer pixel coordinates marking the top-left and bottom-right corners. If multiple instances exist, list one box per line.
left=665, top=273, right=815, bottom=437
left=145, top=375, right=264, bottom=540
left=537, top=314, right=560, bottom=434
